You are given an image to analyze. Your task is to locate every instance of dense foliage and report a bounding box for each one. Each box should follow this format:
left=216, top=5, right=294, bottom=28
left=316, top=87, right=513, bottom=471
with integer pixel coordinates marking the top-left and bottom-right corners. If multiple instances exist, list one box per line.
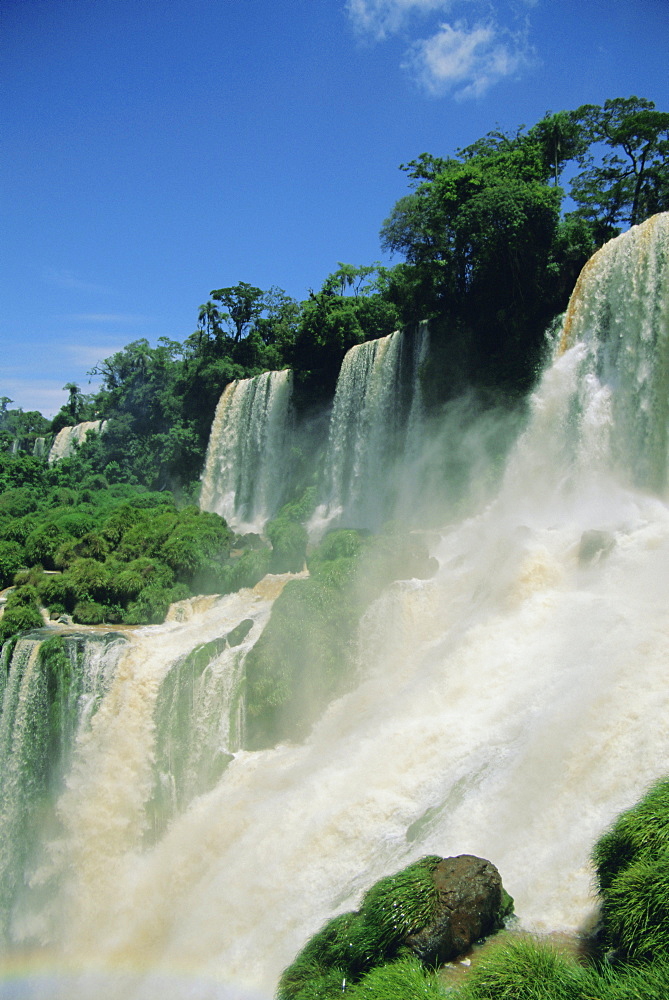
left=0, top=96, right=665, bottom=640
left=379, top=97, right=668, bottom=395
left=0, top=451, right=245, bottom=639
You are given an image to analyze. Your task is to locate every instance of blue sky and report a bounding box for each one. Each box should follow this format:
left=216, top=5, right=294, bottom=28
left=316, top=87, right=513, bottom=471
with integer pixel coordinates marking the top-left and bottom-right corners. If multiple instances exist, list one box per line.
left=2, top=0, right=668, bottom=417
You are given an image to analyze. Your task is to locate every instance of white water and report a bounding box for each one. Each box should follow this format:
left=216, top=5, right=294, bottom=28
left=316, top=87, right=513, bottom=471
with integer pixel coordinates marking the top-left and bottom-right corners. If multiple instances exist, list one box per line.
left=2, top=216, right=669, bottom=998
left=310, top=324, right=428, bottom=537
left=199, top=370, right=293, bottom=532
left=47, top=421, right=107, bottom=464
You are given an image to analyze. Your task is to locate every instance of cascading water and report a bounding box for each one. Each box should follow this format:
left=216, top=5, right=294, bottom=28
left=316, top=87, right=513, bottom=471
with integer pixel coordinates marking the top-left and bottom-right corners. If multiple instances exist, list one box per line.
left=47, top=421, right=107, bottom=464
left=1, top=215, right=668, bottom=1000
left=0, top=632, right=128, bottom=939
left=199, top=370, right=293, bottom=532
left=310, top=323, right=428, bottom=536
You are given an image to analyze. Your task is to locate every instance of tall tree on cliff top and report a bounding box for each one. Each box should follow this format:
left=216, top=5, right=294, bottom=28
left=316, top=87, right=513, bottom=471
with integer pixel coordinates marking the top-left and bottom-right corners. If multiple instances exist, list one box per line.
left=210, top=282, right=265, bottom=343
left=570, top=97, right=669, bottom=241
left=380, top=130, right=583, bottom=393
left=378, top=97, right=666, bottom=395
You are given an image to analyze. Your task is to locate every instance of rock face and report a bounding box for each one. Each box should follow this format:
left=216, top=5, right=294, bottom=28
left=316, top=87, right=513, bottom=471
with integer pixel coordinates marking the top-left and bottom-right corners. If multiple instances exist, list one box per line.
left=578, top=529, right=615, bottom=565
left=405, top=854, right=510, bottom=964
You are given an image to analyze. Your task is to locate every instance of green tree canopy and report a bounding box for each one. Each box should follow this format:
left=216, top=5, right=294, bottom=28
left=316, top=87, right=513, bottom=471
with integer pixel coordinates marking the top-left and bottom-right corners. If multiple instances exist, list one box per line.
left=570, top=96, right=669, bottom=240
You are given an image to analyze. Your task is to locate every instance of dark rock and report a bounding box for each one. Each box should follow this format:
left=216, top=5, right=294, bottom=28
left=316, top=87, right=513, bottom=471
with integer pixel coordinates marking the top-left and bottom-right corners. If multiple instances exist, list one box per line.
left=405, top=854, right=511, bottom=965
left=579, top=530, right=615, bottom=565
left=226, top=618, right=254, bottom=647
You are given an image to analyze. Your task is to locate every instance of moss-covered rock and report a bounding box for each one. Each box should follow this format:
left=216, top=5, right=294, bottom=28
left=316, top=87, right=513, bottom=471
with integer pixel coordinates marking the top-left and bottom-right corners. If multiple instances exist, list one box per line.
left=278, top=855, right=512, bottom=1000
left=244, top=525, right=438, bottom=749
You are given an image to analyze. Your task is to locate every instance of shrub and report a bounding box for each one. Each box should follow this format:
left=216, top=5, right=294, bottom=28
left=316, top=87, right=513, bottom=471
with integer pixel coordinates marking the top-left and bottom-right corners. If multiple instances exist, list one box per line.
left=454, top=936, right=581, bottom=1000
left=37, top=573, right=72, bottom=613
left=307, top=529, right=364, bottom=571
left=12, top=565, right=44, bottom=589
left=279, top=858, right=452, bottom=1000
left=72, top=600, right=108, bottom=625
left=0, top=602, right=43, bottom=645
left=64, top=558, right=111, bottom=603
left=593, top=778, right=669, bottom=960
left=0, top=540, right=24, bottom=588
left=160, top=510, right=233, bottom=578
left=112, top=557, right=175, bottom=601
left=122, top=583, right=185, bottom=625
left=267, top=517, right=308, bottom=572
left=24, top=523, right=74, bottom=570
left=72, top=531, right=110, bottom=560
left=599, top=851, right=669, bottom=961
left=218, top=548, right=272, bottom=594
left=360, top=856, right=442, bottom=955
left=5, top=584, right=40, bottom=608
left=0, top=512, right=41, bottom=545
left=100, top=504, right=150, bottom=546
left=0, top=486, right=41, bottom=517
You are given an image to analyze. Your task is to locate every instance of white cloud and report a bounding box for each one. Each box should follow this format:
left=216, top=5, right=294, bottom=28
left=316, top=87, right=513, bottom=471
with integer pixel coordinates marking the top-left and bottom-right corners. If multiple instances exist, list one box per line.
left=405, top=20, right=530, bottom=97
left=43, top=267, right=111, bottom=295
left=346, top=0, right=456, bottom=41
left=65, top=343, right=125, bottom=369
left=346, top=0, right=534, bottom=97
left=0, top=378, right=82, bottom=419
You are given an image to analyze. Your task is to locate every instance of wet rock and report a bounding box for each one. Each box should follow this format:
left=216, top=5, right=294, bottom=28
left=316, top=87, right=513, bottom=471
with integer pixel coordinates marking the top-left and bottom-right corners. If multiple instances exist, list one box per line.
left=578, top=530, right=615, bottom=565
left=226, top=618, right=254, bottom=647
left=405, top=854, right=512, bottom=965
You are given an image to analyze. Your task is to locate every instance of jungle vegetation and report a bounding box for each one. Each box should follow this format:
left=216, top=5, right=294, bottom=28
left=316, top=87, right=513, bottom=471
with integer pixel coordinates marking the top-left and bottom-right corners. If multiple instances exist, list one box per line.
left=0, top=96, right=667, bottom=639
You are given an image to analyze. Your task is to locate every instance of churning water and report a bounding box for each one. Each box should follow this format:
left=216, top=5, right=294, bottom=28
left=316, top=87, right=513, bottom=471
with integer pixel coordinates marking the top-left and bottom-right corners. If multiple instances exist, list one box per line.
left=1, top=215, right=668, bottom=999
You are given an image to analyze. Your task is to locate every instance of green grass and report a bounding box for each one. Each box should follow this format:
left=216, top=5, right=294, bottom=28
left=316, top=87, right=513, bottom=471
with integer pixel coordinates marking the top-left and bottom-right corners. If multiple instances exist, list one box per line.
left=593, top=779, right=669, bottom=959
left=592, top=779, right=669, bottom=893
left=278, top=858, right=447, bottom=1000
left=345, top=955, right=448, bottom=1000
left=360, top=856, right=443, bottom=954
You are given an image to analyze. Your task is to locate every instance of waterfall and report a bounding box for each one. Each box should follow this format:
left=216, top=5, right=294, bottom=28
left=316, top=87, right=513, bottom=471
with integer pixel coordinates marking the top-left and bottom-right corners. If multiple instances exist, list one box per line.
left=557, top=212, right=669, bottom=493
left=47, top=420, right=107, bottom=464
left=1, top=216, right=669, bottom=999
left=0, top=582, right=287, bottom=969
left=200, top=370, right=293, bottom=532
left=33, top=437, right=47, bottom=458
left=0, top=632, right=127, bottom=938
left=310, top=323, right=428, bottom=536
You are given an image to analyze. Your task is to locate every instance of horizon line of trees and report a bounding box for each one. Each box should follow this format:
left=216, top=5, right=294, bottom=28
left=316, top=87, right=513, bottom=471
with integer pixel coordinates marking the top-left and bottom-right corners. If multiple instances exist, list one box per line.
left=1, top=95, right=666, bottom=492
left=0, top=95, right=666, bottom=642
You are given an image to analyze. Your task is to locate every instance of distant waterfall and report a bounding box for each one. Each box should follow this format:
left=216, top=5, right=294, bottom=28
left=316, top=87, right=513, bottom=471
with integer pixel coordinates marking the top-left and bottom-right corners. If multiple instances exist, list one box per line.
left=48, top=420, right=107, bottom=464
left=311, top=323, right=428, bottom=535
left=33, top=437, right=47, bottom=458
left=200, top=370, right=293, bottom=532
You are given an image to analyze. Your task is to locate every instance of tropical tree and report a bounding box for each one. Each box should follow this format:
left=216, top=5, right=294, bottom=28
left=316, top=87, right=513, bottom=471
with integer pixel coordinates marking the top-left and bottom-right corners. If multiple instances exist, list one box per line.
left=570, top=96, right=669, bottom=238
left=63, top=383, right=82, bottom=421
left=210, top=282, right=265, bottom=343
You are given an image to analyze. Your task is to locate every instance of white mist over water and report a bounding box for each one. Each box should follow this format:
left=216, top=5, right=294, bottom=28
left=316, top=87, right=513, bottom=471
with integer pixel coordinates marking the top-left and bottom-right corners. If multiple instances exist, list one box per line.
left=1, top=216, right=669, bottom=999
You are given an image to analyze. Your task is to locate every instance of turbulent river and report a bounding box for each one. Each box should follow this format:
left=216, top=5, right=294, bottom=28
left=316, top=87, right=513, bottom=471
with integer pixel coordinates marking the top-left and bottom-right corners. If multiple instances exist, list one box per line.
left=1, top=214, right=668, bottom=999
